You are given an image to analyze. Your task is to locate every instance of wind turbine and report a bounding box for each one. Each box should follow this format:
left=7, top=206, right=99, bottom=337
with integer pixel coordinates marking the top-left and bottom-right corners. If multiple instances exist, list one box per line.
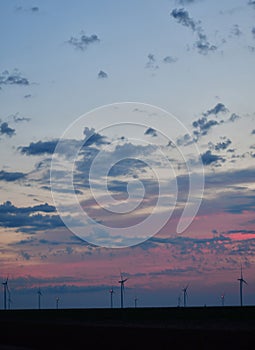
left=37, top=288, right=42, bottom=310
left=134, top=296, right=138, bottom=308
left=2, top=277, right=9, bottom=310
left=221, top=293, right=225, bottom=307
left=238, top=265, right=247, bottom=307
left=109, top=288, right=115, bottom=309
left=56, top=297, right=60, bottom=310
left=118, top=273, right=128, bottom=309
left=7, top=286, right=12, bottom=310
left=182, top=284, right=189, bottom=307
left=177, top=293, right=182, bottom=307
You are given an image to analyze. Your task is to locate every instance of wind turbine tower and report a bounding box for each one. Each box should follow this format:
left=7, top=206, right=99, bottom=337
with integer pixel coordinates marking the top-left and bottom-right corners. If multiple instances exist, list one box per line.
left=134, top=296, right=138, bottom=308
left=238, top=265, right=247, bottom=307
left=182, top=284, right=189, bottom=307
left=2, top=277, right=8, bottom=310
left=118, top=274, right=128, bottom=309
left=109, top=288, right=114, bottom=308
left=37, top=288, right=42, bottom=310
left=56, top=297, right=60, bottom=310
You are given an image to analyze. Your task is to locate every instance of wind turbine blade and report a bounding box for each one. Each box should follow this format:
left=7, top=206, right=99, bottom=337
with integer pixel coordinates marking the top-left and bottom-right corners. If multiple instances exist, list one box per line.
left=244, top=280, right=248, bottom=285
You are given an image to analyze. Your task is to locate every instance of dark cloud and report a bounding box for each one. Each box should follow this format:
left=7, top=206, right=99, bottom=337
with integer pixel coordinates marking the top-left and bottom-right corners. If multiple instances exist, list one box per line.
left=0, top=201, right=65, bottom=233
left=201, top=150, right=225, bottom=166
left=176, top=133, right=194, bottom=146
left=248, top=0, right=255, bottom=6
left=19, top=140, right=58, bottom=155
left=144, top=127, right=157, bottom=137
left=0, top=70, right=30, bottom=88
left=203, top=103, right=228, bottom=116
left=214, top=139, right=232, bottom=151
left=31, top=7, right=39, bottom=12
left=67, top=32, right=100, bottom=51
left=98, top=70, right=108, bottom=79
left=171, top=8, right=197, bottom=31
left=83, top=127, right=109, bottom=147
left=0, top=122, right=15, bottom=137
left=24, top=94, right=32, bottom=99
left=192, top=117, right=218, bottom=138
left=252, top=27, right=255, bottom=38
left=0, top=170, right=26, bottom=182
left=251, top=130, right=255, bottom=135
left=163, top=56, right=178, bottom=63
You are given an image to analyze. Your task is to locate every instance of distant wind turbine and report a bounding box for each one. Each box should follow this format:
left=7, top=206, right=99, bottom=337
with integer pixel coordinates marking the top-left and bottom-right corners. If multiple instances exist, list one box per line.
left=7, top=287, right=12, bottom=310
left=238, top=265, right=247, bottom=307
left=182, top=284, right=189, bottom=307
left=37, top=288, right=42, bottom=310
left=2, top=277, right=9, bottom=310
left=118, top=273, right=128, bottom=309
left=177, top=294, right=182, bottom=307
left=109, top=288, right=115, bottom=309
left=56, top=297, right=60, bottom=310
left=134, top=296, right=138, bottom=308
left=221, top=293, right=225, bottom=307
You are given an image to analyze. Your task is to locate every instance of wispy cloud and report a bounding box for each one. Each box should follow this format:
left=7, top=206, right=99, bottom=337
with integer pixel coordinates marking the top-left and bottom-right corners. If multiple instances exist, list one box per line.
left=67, top=31, right=100, bottom=51
left=162, top=55, right=178, bottom=63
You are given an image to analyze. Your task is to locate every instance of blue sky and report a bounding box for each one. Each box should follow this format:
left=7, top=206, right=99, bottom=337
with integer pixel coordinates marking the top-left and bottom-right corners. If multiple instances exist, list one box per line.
left=0, top=0, right=255, bottom=309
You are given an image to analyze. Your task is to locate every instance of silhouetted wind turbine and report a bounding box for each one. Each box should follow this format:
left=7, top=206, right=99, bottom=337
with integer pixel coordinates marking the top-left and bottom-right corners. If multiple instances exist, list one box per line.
left=118, top=273, right=128, bottom=309
left=7, top=286, right=12, bottom=310
left=37, top=288, right=42, bottom=310
left=182, top=284, right=189, bottom=307
left=238, top=265, right=247, bottom=307
left=109, top=288, right=115, bottom=309
left=177, top=293, right=182, bottom=307
left=2, top=277, right=9, bottom=310
left=56, top=297, right=60, bottom=310
left=134, top=296, right=138, bottom=308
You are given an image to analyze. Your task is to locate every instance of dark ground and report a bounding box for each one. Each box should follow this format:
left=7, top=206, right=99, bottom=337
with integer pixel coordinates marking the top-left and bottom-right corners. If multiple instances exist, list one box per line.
left=1, top=306, right=255, bottom=349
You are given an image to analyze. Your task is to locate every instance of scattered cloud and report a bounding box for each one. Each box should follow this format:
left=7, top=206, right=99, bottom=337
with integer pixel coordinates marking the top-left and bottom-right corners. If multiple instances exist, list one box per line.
left=145, top=53, right=159, bottom=70
left=176, top=0, right=197, bottom=4
left=203, top=103, right=228, bottom=116
left=163, top=55, right=178, bottom=63
left=214, top=139, right=232, bottom=151
left=0, top=122, right=15, bottom=137
left=83, top=127, right=109, bottom=147
left=192, top=117, right=218, bottom=138
left=144, top=127, right=157, bottom=137
left=229, top=113, right=240, bottom=122
left=15, top=6, right=39, bottom=13
left=170, top=8, right=217, bottom=55
left=67, top=31, right=100, bottom=51
left=0, top=69, right=30, bottom=88
left=251, top=130, right=255, bottom=135
left=12, top=113, right=31, bottom=123
left=171, top=8, right=197, bottom=31
left=231, top=24, right=242, bottom=37
left=0, top=170, right=26, bottom=182
left=248, top=0, right=255, bottom=7
left=252, top=27, right=255, bottom=38
left=201, top=150, right=225, bottom=166
left=98, top=70, right=108, bottom=79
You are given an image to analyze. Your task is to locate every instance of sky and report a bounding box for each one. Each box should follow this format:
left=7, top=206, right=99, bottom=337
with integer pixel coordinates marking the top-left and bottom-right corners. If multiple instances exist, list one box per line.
left=0, top=0, right=255, bottom=309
